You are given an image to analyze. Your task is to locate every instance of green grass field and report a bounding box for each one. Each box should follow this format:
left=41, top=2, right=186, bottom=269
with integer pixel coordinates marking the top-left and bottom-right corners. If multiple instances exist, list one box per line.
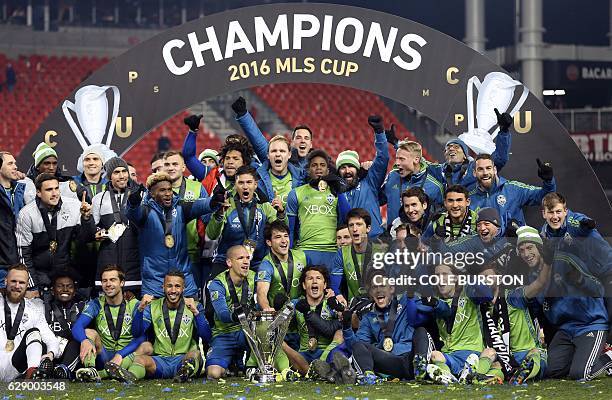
left=1, top=378, right=611, bottom=400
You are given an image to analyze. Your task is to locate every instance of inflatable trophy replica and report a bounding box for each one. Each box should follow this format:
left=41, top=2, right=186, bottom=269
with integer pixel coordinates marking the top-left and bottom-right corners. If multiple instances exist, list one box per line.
left=458, top=71, right=529, bottom=154
left=238, top=302, right=295, bottom=383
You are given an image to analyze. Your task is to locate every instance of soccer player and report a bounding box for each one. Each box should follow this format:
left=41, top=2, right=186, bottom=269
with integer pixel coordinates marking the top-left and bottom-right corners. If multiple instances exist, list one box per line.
left=380, top=141, right=444, bottom=225
left=336, top=224, right=352, bottom=248
left=207, top=165, right=286, bottom=278
left=281, top=265, right=353, bottom=383
left=127, top=271, right=212, bottom=382
left=421, top=185, right=478, bottom=247
left=44, top=269, right=86, bottom=379
left=341, top=270, right=432, bottom=384
left=391, top=187, right=431, bottom=240
left=469, top=154, right=556, bottom=228
left=286, top=150, right=350, bottom=270
left=0, top=264, right=59, bottom=381
left=420, top=263, right=485, bottom=384
left=72, top=265, right=143, bottom=382
left=335, top=115, right=390, bottom=238
left=206, top=245, right=255, bottom=379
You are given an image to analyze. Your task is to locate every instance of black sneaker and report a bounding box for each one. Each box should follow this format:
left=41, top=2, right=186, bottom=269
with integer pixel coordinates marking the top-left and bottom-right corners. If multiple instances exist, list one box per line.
left=104, top=361, right=136, bottom=384
left=32, top=358, right=54, bottom=379
left=331, top=352, right=356, bottom=385
left=308, top=359, right=334, bottom=382
left=173, top=358, right=196, bottom=383
left=53, top=364, right=71, bottom=380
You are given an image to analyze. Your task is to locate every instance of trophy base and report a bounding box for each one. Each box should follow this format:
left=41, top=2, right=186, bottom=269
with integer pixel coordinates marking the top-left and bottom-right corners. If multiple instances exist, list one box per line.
left=458, top=131, right=497, bottom=155
left=252, top=373, right=277, bottom=384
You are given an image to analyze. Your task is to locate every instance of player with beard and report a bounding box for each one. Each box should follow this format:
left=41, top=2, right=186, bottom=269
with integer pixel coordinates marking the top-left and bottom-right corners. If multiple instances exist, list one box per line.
left=427, top=109, right=513, bottom=190
left=335, top=115, right=390, bottom=238
left=341, top=270, right=432, bottom=384
left=206, top=245, right=256, bottom=379
left=207, top=165, right=286, bottom=278
left=286, top=150, right=350, bottom=271
left=0, top=264, right=59, bottom=381
left=127, top=271, right=211, bottom=382
left=43, top=269, right=86, bottom=379
left=514, top=226, right=612, bottom=381
left=72, top=265, right=143, bottom=383
left=282, top=265, right=354, bottom=383
left=469, top=154, right=556, bottom=228
left=381, top=141, right=444, bottom=226
left=92, top=157, right=141, bottom=295
left=421, top=185, right=478, bottom=248
left=231, top=96, right=313, bottom=171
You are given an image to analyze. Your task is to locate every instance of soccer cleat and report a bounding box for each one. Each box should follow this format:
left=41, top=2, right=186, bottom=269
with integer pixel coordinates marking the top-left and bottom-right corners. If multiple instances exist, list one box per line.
left=458, top=354, right=479, bottom=384
left=173, top=358, right=196, bottom=383
left=472, top=373, right=504, bottom=385
left=53, top=364, right=71, bottom=380
left=306, top=359, right=332, bottom=382
left=76, top=367, right=101, bottom=382
left=105, top=361, right=136, bottom=384
left=331, top=352, right=356, bottom=385
left=22, top=367, right=38, bottom=379
left=32, top=357, right=54, bottom=379
left=279, top=368, right=300, bottom=382
left=413, top=354, right=428, bottom=382
left=356, top=371, right=381, bottom=385
left=510, top=356, right=536, bottom=385
left=426, top=364, right=458, bottom=385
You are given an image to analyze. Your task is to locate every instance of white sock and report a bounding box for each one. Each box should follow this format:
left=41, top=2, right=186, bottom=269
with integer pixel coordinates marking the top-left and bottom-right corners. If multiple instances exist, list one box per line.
left=25, top=331, right=43, bottom=368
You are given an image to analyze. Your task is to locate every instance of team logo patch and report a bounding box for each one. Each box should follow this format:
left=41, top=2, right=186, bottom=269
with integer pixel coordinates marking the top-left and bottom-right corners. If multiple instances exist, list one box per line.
left=257, top=271, right=267, bottom=280
left=124, top=314, right=132, bottom=323
left=296, top=262, right=304, bottom=272
left=326, top=194, right=334, bottom=205
left=184, top=190, right=195, bottom=201
left=211, top=291, right=220, bottom=301
left=182, top=315, right=192, bottom=324
left=458, top=297, right=466, bottom=308
left=61, top=212, right=70, bottom=221
left=496, top=194, right=507, bottom=207
left=172, top=208, right=178, bottom=217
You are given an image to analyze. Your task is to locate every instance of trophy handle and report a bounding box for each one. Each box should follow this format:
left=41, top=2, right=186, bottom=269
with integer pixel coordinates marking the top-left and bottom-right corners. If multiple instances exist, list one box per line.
left=490, top=85, right=529, bottom=140
left=105, top=86, right=121, bottom=148
left=466, top=76, right=481, bottom=134
left=62, top=100, right=89, bottom=150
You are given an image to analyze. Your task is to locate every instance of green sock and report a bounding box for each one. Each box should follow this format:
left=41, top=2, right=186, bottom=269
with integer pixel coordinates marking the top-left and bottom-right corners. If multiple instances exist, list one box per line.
left=98, top=369, right=108, bottom=379
left=274, top=350, right=290, bottom=371
left=488, top=367, right=504, bottom=380
left=434, top=361, right=451, bottom=374
left=128, top=363, right=146, bottom=380
left=83, top=353, right=96, bottom=368
left=120, top=356, right=133, bottom=370
left=190, top=357, right=201, bottom=377
left=476, top=357, right=492, bottom=374
left=320, top=340, right=339, bottom=361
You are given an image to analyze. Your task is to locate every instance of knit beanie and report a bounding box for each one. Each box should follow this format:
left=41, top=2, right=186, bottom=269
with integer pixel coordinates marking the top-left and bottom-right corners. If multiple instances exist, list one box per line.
left=32, top=142, right=58, bottom=167
left=336, top=150, right=360, bottom=170
left=76, top=143, right=117, bottom=174
left=477, top=207, right=501, bottom=227
left=516, top=226, right=543, bottom=247
left=104, top=157, right=129, bottom=174
left=198, top=148, right=219, bottom=164
left=445, top=138, right=471, bottom=159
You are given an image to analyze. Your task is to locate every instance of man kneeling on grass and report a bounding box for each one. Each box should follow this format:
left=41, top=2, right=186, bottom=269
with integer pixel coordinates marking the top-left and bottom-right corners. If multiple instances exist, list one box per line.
left=72, top=265, right=144, bottom=382
left=127, top=271, right=212, bottom=382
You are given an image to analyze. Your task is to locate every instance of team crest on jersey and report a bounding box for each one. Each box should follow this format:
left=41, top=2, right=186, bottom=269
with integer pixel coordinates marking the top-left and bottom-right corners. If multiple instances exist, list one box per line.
left=61, top=211, right=70, bottom=221
left=320, top=306, right=331, bottom=319
left=296, top=262, right=304, bottom=272
left=257, top=271, right=267, bottom=280
left=211, top=291, right=220, bottom=301
left=326, top=194, right=334, bottom=205
left=124, top=314, right=132, bottom=323
left=458, top=297, right=466, bottom=309
left=496, top=195, right=507, bottom=207
left=396, top=303, right=403, bottom=313
left=182, top=315, right=191, bottom=324
left=184, top=190, right=195, bottom=201
left=21, top=313, right=29, bottom=324
left=172, top=208, right=178, bottom=217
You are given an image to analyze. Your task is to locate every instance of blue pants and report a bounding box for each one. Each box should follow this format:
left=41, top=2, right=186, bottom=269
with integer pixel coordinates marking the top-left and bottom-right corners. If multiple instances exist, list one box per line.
left=205, top=331, right=248, bottom=369
left=443, top=350, right=479, bottom=375
left=153, top=355, right=184, bottom=378
left=304, top=250, right=336, bottom=272
left=299, top=343, right=349, bottom=364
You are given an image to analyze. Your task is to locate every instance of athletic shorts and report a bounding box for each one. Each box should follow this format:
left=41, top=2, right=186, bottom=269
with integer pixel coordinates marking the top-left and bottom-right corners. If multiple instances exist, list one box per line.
left=152, top=355, right=184, bottom=379
left=205, top=331, right=248, bottom=369
left=443, top=350, right=479, bottom=375
left=95, top=347, right=134, bottom=369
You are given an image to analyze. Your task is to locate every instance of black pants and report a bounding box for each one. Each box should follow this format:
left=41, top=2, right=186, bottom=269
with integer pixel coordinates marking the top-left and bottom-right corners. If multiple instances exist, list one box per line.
left=351, top=327, right=432, bottom=380
left=56, top=339, right=81, bottom=372
left=11, top=328, right=44, bottom=374
left=546, top=329, right=612, bottom=381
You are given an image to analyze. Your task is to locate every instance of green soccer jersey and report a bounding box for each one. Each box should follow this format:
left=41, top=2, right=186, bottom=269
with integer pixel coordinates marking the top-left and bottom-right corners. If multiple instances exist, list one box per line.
left=270, top=171, right=293, bottom=207
left=435, top=288, right=484, bottom=354
left=258, top=249, right=307, bottom=303
left=504, top=288, right=542, bottom=353
left=173, top=178, right=205, bottom=263
left=339, top=243, right=387, bottom=301
left=295, top=298, right=337, bottom=352
left=145, top=298, right=199, bottom=356
left=287, top=184, right=338, bottom=252
left=88, top=297, right=139, bottom=352
left=209, top=270, right=256, bottom=337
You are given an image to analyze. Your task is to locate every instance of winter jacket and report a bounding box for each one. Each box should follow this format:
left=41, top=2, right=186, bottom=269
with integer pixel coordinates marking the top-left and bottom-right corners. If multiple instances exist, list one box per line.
left=16, top=197, right=95, bottom=290
left=469, top=176, right=556, bottom=228
left=126, top=194, right=213, bottom=298
left=0, top=181, right=25, bottom=271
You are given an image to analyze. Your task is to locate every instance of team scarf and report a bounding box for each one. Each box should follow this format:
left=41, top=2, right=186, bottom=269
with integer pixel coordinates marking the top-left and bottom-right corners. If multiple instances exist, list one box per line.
left=443, top=211, right=473, bottom=240
left=479, top=297, right=519, bottom=379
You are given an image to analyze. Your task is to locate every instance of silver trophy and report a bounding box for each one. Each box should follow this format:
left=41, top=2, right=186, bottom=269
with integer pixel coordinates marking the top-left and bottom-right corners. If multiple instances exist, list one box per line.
left=458, top=71, right=529, bottom=154
left=62, top=85, right=120, bottom=150
left=238, top=303, right=295, bottom=383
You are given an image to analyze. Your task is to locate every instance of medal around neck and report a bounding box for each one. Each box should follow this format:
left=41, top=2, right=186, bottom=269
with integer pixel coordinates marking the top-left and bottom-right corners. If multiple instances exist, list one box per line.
left=383, top=337, right=394, bottom=352
left=107, top=222, right=127, bottom=243
left=49, top=240, right=58, bottom=254
left=317, top=180, right=328, bottom=192
left=165, top=234, right=175, bottom=248
left=5, top=340, right=14, bottom=352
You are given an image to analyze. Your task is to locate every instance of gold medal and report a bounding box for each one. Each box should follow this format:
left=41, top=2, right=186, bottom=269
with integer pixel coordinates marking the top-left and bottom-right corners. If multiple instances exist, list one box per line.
left=49, top=240, right=57, bottom=254
left=317, top=180, right=328, bottom=192
left=383, top=337, right=394, bottom=352
left=164, top=234, right=175, bottom=248
left=5, top=340, right=14, bottom=352
left=308, top=337, right=318, bottom=351
left=69, top=180, right=77, bottom=192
